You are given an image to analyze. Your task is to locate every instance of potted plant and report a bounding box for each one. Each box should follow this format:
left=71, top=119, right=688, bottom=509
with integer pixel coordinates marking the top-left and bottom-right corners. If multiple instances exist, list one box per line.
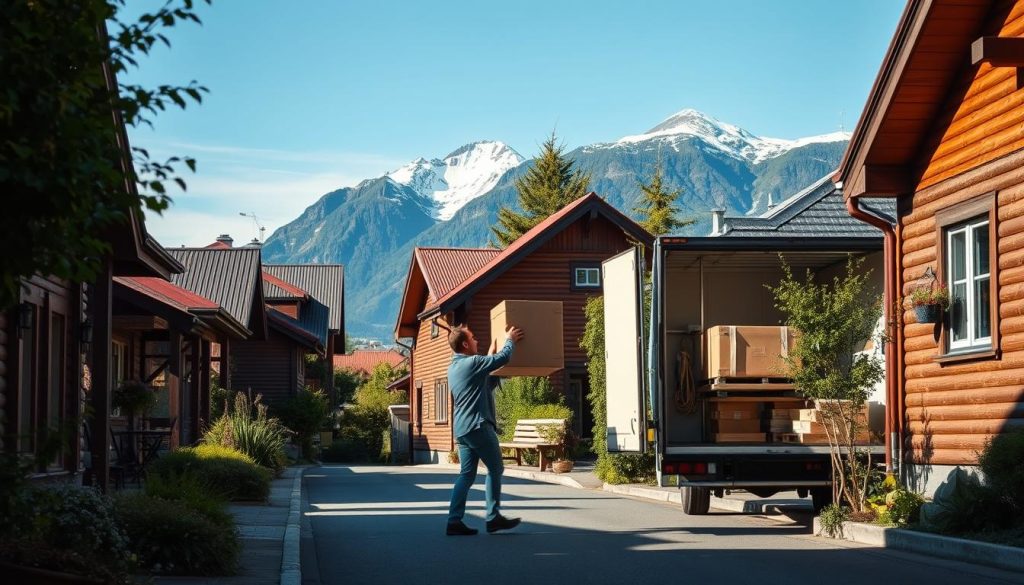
left=112, top=380, right=157, bottom=429
left=537, top=423, right=574, bottom=473
left=909, top=285, right=950, bottom=324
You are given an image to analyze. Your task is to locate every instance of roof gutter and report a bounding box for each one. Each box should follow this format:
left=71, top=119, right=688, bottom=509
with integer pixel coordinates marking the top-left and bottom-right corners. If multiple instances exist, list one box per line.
left=845, top=195, right=900, bottom=477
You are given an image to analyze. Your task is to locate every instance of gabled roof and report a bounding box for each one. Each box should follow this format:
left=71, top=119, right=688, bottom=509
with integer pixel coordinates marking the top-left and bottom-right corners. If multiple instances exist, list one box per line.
left=716, top=174, right=894, bottom=238
left=838, top=0, right=1010, bottom=198
left=267, top=306, right=324, bottom=353
left=113, top=276, right=250, bottom=339
left=166, top=247, right=268, bottom=339
left=333, top=348, right=407, bottom=376
left=418, top=248, right=502, bottom=301
left=262, top=271, right=309, bottom=300
left=426, top=192, right=652, bottom=317
left=263, top=264, right=344, bottom=334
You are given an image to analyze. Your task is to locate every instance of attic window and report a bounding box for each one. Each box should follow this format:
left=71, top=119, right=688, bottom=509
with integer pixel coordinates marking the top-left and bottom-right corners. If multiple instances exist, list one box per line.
left=431, top=321, right=439, bottom=339
left=571, top=263, right=601, bottom=290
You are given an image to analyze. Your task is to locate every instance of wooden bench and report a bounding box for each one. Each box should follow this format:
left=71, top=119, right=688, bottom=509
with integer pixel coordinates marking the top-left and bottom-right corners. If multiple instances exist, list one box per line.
left=499, top=418, right=566, bottom=470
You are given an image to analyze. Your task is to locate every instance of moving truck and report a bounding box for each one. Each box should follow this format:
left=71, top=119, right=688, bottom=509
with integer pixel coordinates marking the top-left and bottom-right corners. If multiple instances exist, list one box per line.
left=603, top=237, right=885, bottom=514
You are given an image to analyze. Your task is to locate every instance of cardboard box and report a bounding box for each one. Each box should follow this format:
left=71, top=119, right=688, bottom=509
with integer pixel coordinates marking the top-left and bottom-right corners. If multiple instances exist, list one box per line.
left=712, top=419, right=762, bottom=433
left=714, top=432, right=766, bottom=443
left=490, top=300, right=564, bottom=377
left=711, top=402, right=760, bottom=420
left=704, top=325, right=797, bottom=379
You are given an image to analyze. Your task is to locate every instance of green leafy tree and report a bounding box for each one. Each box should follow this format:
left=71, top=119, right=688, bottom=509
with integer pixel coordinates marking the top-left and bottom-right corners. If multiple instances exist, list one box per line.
left=633, top=160, right=692, bottom=236
left=0, top=0, right=210, bottom=308
left=581, top=296, right=654, bottom=484
left=767, top=255, right=885, bottom=512
left=337, top=362, right=408, bottom=461
left=333, top=367, right=363, bottom=405
left=491, top=133, right=590, bottom=247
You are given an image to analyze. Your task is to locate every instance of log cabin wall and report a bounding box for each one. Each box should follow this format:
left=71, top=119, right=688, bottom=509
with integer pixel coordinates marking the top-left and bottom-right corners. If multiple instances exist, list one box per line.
left=899, top=2, right=1024, bottom=488
left=409, top=214, right=639, bottom=461
left=232, top=329, right=298, bottom=408
left=410, top=306, right=453, bottom=461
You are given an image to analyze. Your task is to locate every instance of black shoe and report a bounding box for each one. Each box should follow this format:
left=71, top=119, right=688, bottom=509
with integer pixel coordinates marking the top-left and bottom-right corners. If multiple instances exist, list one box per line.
left=485, top=514, right=521, bottom=533
left=445, top=521, right=478, bottom=536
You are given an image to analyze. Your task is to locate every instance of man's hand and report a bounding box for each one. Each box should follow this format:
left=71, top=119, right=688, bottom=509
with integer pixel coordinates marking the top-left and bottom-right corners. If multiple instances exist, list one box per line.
left=505, top=325, right=524, bottom=345
left=488, top=337, right=498, bottom=355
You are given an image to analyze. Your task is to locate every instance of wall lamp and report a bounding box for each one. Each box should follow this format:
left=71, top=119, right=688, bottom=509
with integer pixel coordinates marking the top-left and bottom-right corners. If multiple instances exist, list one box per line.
left=18, top=302, right=33, bottom=330
left=80, top=319, right=94, bottom=346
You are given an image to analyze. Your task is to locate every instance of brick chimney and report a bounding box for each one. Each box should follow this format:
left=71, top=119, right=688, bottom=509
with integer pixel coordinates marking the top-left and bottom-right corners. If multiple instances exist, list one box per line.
left=710, top=208, right=727, bottom=236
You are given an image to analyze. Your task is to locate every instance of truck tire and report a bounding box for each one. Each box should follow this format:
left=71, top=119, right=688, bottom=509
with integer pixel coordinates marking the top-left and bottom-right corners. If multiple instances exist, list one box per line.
left=810, top=487, right=833, bottom=514
left=681, top=486, right=711, bottom=515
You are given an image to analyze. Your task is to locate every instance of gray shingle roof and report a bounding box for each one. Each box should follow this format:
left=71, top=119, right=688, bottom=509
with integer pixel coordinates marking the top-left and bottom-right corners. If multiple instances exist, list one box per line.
left=166, top=248, right=263, bottom=331
left=263, top=264, right=344, bottom=333
left=717, top=174, right=895, bottom=238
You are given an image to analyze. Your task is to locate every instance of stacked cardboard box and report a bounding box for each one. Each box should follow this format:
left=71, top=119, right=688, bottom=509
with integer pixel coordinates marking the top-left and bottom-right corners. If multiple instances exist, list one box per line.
left=776, top=405, right=871, bottom=444
left=710, top=402, right=764, bottom=442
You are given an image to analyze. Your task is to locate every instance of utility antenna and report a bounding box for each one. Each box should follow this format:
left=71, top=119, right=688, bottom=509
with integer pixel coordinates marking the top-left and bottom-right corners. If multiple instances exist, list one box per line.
left=239, top=211, right=266, bottom=243
left=839, top=109, right=845, bottom=133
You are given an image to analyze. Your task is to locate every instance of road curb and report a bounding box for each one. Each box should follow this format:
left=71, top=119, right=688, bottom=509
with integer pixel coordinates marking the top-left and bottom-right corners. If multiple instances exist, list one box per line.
left=280, top=467, right=304, bottom=585
left=813, top=518, right=1024, bottom=574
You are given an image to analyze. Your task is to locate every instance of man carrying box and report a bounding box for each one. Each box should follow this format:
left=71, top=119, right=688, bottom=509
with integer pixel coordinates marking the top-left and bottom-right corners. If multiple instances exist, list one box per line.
left=445, top=324, right=524, bottom=536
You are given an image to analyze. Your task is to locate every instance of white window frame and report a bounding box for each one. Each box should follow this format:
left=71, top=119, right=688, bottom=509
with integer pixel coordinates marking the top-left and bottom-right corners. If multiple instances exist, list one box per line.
left=433, top=379, right=449, bottom=423
left=574, top=267, right=601, bottom=288
left=946, top=217, right=991, bottom=351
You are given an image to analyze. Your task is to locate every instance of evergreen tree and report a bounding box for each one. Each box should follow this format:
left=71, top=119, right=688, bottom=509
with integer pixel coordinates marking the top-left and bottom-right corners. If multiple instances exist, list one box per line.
left=491, top=133, right=590, bottom=247
left=633, top=159, right=692, bottom=236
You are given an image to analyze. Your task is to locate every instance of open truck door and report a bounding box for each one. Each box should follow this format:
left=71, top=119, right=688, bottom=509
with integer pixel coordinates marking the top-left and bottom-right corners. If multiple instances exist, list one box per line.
left=602, top=246, right=646, bottom=453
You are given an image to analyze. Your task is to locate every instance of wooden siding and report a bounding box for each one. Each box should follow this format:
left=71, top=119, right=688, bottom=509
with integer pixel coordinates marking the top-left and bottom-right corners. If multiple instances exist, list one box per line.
left=232, top=330, right=297, bottom=407
left=409, top=215, right=637, bottom=454
left=901, top=148, right=1024, bottom=466
left=0, top=311, right=8, bottom=451
left=411, top=306, right=453, bottom=454
left=918, top=2, right=1024, bottom=190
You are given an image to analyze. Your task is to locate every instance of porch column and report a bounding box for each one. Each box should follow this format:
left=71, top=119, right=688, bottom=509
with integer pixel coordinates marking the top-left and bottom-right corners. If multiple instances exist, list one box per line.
left=89, top=259, right=113, bottom=493
left=167, top=330, right=181, bottom=449
left=199, top=339, right=211, bottom=428
left=220, top=336, right=232, bottom=391
left=188, top=334, right=201, bottom=444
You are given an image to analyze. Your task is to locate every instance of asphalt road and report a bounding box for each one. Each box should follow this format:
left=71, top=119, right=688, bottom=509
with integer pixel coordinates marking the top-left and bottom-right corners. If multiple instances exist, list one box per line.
left=301, top=464, right=1023, bottom=585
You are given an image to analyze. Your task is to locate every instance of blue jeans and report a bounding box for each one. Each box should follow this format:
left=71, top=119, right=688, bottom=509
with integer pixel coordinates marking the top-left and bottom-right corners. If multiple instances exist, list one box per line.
left=447, top=423, right=504, bottom=524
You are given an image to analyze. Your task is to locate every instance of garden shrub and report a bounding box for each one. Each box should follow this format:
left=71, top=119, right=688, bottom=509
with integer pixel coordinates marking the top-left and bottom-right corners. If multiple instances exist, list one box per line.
left=150, top=444, right=271, bottom=501
left=883, top=489, right=925, bottom=527
left=494, top=376, right=560, bottom=441
left=144, top=471, right=233, bottom=528
left=278, top=386, right=329, bottom=460
left=333, top=363, right=407, bottom=461
left=321, top=433, right=370, bottom=463
left=978, top=428, right=1024, bottom=521
left=204, top=392, right=288, bottom=472
left=919, top=467, right=1007, bottom=534
left=0, top=482, right=135, bottom=583
left=116, top=493, right=239, bottom=576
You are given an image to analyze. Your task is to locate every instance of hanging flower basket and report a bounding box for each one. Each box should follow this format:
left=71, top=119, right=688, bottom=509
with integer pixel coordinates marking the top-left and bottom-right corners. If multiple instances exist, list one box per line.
left=914, top=303, right=942, bottom=324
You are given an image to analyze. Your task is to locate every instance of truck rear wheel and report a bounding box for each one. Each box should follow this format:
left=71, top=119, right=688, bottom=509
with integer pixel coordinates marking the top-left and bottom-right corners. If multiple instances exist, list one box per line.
left=681, top=486, right=711, bottom=515
left=810, top=487, right=833, bottom=514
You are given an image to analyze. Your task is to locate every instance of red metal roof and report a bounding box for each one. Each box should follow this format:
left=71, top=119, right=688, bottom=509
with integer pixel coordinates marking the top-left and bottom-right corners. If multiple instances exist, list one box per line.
left=262, top=271, right=309, bottom=299
left=115, top=276, right=220, bottom=311
left=205, top=240, right=231, bottom=249
left=416, top=248, right=501, bottom=301
left=428, top=192, right=651, bottom=312
left=333, top=349, right=407, bottom=376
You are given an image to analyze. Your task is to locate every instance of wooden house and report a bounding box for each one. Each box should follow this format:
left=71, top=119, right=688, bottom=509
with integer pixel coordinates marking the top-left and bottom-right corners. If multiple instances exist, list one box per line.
left=395, top=193, right=652, bottom=463
left=838, top=0, right=1024, bottom=493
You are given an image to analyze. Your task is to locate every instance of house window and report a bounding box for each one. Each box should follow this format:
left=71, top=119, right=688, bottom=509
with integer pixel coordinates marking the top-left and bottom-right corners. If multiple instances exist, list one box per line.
left=571, top=263, right=602, bottom=290
left=430, top=321, right=439, bottom=339
left=935, top=192, right=998, bottom=360
left=17, top=303, right=37, bottom=453
left=946, top=218, right=990, bottom=351
left=415, top=384, right=423, bottom=428
left=433, top=379, right=449, bottom=423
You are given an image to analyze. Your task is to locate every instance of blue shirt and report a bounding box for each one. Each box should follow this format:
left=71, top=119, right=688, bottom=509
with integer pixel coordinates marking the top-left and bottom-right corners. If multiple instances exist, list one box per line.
left=448, top=339, right=515, bottom=438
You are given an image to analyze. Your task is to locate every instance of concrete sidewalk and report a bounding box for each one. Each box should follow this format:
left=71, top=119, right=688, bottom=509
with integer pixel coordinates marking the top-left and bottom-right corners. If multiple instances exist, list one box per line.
left=154, top=466, right=304, bottom=585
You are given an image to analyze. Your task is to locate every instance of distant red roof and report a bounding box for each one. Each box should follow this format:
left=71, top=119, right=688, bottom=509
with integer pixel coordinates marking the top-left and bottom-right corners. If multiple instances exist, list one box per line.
left=115, top=276, right=220, bottom=311
left=428, top=192, right=651, bottom=312
left=416, top=248, right=501, bottom=301
left=333, top=349, right=407, bottom=376
left=205, top=240, right=231, bottom=249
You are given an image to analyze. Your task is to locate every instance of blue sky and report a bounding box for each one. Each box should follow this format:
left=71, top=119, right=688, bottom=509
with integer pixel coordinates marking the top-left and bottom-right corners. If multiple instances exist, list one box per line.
left=125, top=0, right=906, bottom=246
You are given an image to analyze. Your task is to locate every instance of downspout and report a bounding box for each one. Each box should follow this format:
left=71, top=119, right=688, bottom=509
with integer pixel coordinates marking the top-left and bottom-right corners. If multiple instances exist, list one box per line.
left=845, top=196, right=898, bottom=476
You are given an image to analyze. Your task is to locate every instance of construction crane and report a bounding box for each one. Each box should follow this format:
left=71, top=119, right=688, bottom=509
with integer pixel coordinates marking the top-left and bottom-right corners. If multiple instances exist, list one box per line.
left=239, top=212, right=266, bottom=244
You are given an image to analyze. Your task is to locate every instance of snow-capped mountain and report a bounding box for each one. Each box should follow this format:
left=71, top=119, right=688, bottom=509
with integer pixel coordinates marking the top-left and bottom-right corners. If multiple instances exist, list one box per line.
left=598, top=108, right=850, bottom=164
left=264, top=108, right=851, bottom=339
left=386, top=141, right=524, bottom=220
